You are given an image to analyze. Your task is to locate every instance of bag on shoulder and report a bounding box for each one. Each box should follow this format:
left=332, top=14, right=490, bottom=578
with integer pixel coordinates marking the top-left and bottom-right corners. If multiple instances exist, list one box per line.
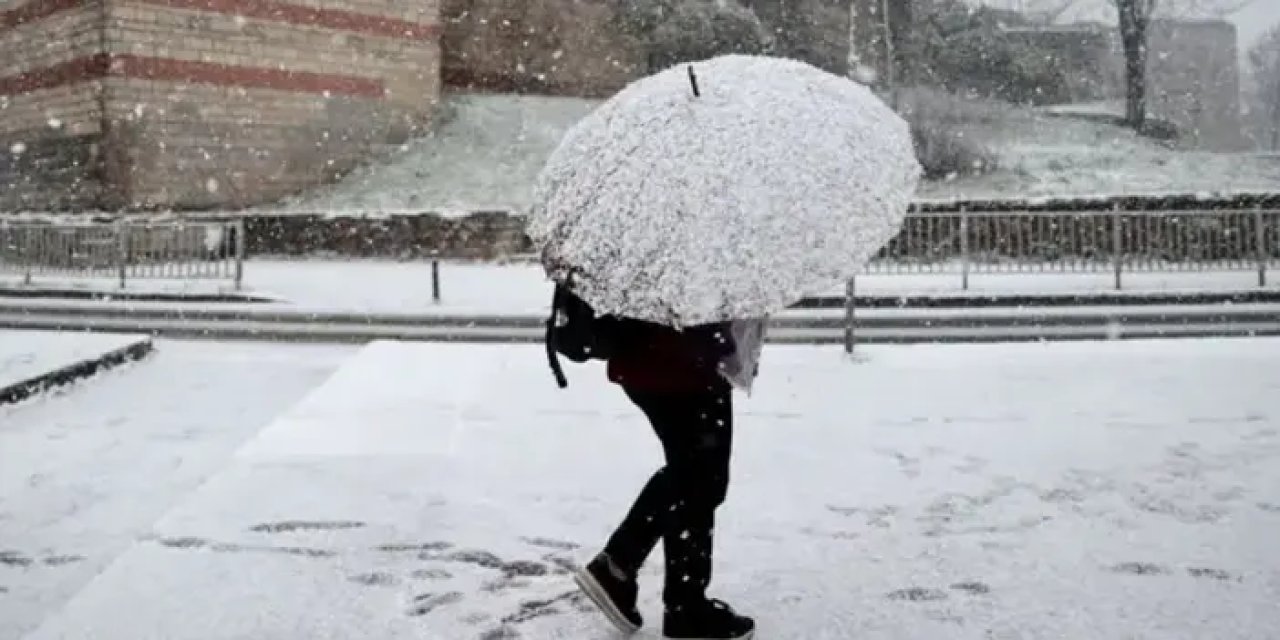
left=545, top=282, right=622, bottom=388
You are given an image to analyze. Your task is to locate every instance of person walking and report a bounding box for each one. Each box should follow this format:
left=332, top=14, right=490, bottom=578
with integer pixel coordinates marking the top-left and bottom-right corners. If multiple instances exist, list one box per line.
left=574, top=319, right=759, bottom=640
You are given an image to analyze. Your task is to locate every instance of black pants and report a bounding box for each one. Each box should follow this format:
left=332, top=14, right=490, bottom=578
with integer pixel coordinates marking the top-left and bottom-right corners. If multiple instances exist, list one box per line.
left=603, top=384, right=734, bottom=609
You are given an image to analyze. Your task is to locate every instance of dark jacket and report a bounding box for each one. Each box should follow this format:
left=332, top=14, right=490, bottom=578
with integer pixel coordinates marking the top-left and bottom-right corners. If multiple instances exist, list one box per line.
left=606, top=320, right=735, bottom=393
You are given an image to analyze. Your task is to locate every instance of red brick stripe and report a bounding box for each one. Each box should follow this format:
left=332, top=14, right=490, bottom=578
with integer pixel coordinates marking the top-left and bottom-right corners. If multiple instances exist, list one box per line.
left=0, top=54, right=384, bottom=97
left=0, top=0, right=87, bottom=30
left=133, top=0, right=442, bottom=40
left=0, top=0, right=440, bottom=39
left=0, top=54, right=108, bottom=96
left=108, top=54, right=385, bottom=97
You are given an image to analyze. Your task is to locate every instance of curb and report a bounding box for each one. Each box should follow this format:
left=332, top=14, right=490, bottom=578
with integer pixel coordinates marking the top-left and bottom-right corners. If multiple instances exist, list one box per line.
left=795, top=289, right=1280, bottom=309
left=0, top=338, right=155, bottom=405
left=2, top=306, right=1278, bottom=345
left=4, top=287, right=1277, bottom=310
left=0, top=288, right=275, bottom=304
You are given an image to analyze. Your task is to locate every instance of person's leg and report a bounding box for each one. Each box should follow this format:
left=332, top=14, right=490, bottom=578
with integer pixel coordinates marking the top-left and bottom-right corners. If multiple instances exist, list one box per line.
left=658, top=386, right=753, bottom=639
left=577, top=385, right=692, bottom=633
left=584, top=384, right=751, bottom=638
left=658, top=386, right=733, bottom=609
left=601, top=387, right=688, bottom=575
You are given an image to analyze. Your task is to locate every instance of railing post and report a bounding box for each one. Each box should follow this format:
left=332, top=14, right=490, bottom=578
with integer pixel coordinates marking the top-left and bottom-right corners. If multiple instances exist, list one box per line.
left=431, top=258, right=441, bottom=304
left=843, top=276, right=856, bottom=355
left=1112, top=209, right=1123, bottom=291
left=20, top=227, right=33, bottom=285
left=234, top=218, right=246, bottom=291
left=116, top=220, right=129, bottom=289
left=1257, top=209, right=1268, bottom=288
left=960, top=208, right=971, bottom=291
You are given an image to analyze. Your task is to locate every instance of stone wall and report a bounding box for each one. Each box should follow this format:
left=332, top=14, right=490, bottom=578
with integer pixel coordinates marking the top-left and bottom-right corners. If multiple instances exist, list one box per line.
left=440, top=0, right=645, bottom=98
left=1147, top=20, right=1244, bottom=151
left=439, top=0, right=850, bottom=97
left=243, top=211, right=531, bottom=258
left=747, top=0, right=851, bottom=76
left=1003, top=26, right=1119, bottom=104
left=1, top=0, right=443, bottom=211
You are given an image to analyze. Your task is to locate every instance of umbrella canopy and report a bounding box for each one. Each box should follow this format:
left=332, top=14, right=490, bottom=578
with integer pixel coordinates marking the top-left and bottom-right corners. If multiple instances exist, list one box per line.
left=528, top=54, right=921, bottom=326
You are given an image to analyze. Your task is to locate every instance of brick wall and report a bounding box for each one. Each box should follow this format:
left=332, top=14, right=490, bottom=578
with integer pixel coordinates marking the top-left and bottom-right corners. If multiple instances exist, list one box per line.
left=0, top=0, right=105, bottom=210
left=100, top=0, right=442, bottom=209
left=0, top=0, right=442, bottom=211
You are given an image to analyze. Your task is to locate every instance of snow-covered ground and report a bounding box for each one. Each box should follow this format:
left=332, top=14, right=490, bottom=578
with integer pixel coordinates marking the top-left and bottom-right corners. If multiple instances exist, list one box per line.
left=5, top=339, right=1279, bottom=639
left=923, top=105, right=1280, bottom=201
left=0, top=332, right=150, bottom=396
left=267, top=93, right=1280, bottom=216
left=3, top=260, right=1273, bottom=316
left=0, top=341, right=354, bottom=640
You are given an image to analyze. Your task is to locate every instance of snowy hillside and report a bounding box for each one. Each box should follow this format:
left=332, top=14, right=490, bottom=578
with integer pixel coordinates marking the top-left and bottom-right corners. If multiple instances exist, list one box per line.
left=272, top=94, right=599, bottom=216
left=271, top=92, right=1280, bottom=216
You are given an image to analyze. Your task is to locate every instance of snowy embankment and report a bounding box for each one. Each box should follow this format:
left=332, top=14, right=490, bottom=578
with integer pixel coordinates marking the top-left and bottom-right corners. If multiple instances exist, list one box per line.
left=0, top=332, right=153, bottom=405
left=5, top=339, right=1279, bottom=639
left=270, top=93, right=1280, bottom=217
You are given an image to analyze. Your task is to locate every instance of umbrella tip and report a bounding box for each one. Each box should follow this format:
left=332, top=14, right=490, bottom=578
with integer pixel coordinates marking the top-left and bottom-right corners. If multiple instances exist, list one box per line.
left=687, top=65, right=700, bottom=98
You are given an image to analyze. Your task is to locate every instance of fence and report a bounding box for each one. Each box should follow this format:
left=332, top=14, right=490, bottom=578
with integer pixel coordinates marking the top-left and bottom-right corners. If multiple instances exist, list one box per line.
left=3, top=209, right=1277, bottom=294
left=868, top=209, right=1279, bottom=288
left=0, top=220, right=246, bottom=289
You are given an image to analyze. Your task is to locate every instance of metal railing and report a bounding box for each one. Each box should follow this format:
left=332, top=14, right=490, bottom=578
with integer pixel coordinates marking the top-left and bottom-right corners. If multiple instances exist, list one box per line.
left=868, top=209, right=1280, bottom=288
left=0, top=220, right=246, bottom=290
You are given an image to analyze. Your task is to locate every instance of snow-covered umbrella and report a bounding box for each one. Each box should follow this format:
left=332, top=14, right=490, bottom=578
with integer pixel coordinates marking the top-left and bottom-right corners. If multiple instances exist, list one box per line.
left=528, top=54, right=921, bottom=326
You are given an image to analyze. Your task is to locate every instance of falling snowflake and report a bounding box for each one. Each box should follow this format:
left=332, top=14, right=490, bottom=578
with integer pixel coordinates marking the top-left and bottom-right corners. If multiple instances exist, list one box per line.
left=205, top=178, right=220, bottom=194
left=47, top=117, right=63, bottom=129
left=9, top=142, right=26, bottom=155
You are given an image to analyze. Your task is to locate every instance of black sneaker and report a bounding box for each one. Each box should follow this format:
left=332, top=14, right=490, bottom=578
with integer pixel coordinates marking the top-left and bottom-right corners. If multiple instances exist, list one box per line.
left=664, top=599, right=755, bottom=639
left=574, top=553, right=643, bottom=633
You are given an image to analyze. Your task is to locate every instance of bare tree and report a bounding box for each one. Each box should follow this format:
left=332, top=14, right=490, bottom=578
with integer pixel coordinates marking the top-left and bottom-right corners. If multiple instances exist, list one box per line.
left=1248, top=24, right=1280, bottom=149
left=1108, top=0, right=1257, bottom=131
left=1111, top=0, right=1157, bottom=129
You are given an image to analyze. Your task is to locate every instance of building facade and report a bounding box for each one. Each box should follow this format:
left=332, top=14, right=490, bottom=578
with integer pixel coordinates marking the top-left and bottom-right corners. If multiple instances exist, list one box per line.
left=1, top=0, right=441, bottom=211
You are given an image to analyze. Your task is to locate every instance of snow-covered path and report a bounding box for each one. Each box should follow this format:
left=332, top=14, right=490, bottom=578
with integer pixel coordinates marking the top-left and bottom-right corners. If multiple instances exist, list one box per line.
left=0, top=342, right=353, bottom=640
left=5, top=339, right=1280, bottom=639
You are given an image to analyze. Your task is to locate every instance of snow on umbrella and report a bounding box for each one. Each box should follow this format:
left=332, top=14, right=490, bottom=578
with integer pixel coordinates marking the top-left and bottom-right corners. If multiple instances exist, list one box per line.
left=527, top=54, right=921, bottom=326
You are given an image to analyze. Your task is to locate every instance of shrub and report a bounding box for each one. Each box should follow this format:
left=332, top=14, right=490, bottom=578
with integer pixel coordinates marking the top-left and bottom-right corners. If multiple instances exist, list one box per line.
left=893, top=87, right=1001, bottom=180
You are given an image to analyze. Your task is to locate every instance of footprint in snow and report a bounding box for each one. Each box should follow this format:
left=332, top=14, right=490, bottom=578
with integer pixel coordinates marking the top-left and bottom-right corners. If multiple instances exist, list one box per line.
left=1109, top=562, right=1169, bottom=576
left=887, top=587, right=949, bottom=602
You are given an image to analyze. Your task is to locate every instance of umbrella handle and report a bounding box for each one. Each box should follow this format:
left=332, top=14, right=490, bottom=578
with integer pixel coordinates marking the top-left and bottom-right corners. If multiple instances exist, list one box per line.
left=688, top=65, right=700, bottom=98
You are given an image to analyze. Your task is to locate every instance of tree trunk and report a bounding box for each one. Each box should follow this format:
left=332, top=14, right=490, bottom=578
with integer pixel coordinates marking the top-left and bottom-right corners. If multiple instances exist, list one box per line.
left=879, top=0, right=896, bottom=89
left=1272, top=80, right=1280, bottom=150
left=888, top=0, right=913, bottom=85
left=1117, top=1, right=1149, bottom=130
